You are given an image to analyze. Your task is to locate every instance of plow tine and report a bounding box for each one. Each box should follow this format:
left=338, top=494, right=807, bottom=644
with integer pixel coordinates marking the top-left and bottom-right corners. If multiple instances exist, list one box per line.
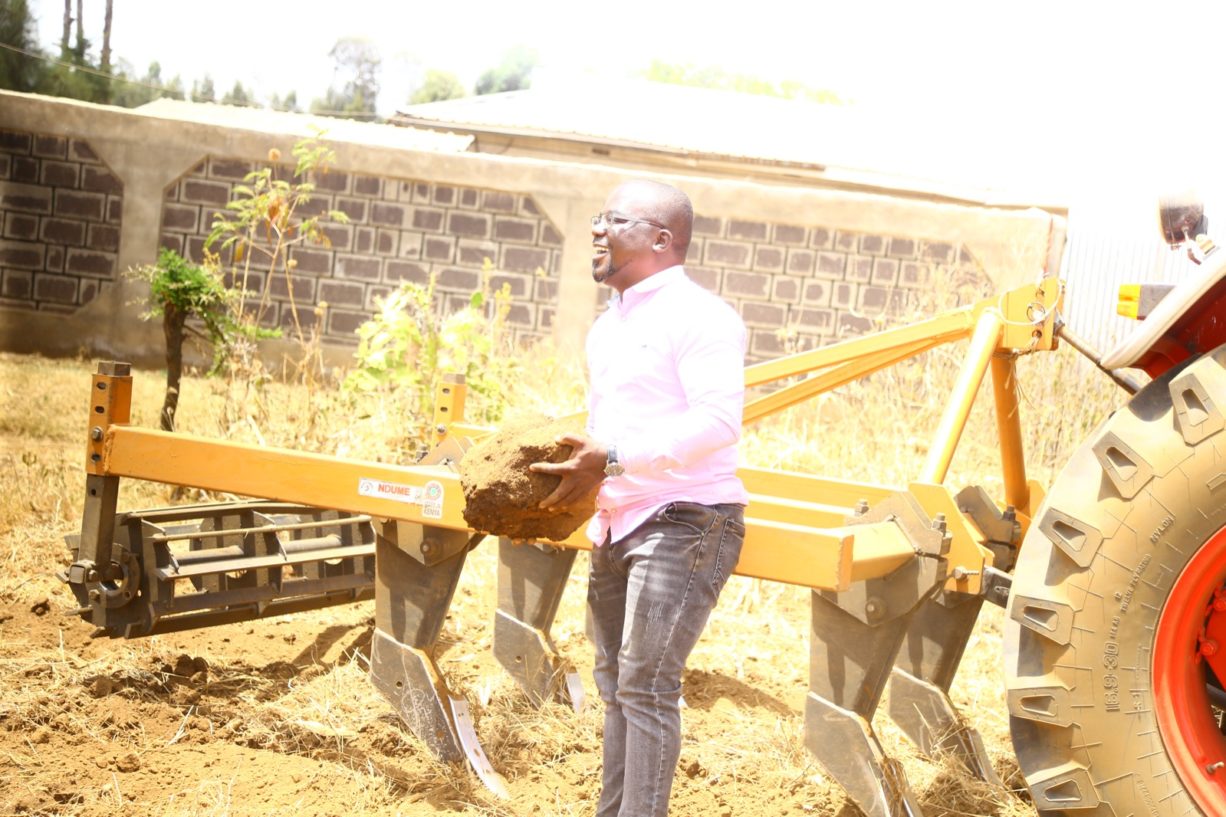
left=886, top=483, right=1019, bottom=783
left=888, top=595, right=1001, bottom=784
left=805, top=494, right=949, bottom=817
left=368, top=520, right=505, bottom=792
left=888, top=667, right=998, bottom=785
left=807, top=595, right=926, bottom=817
left=804, top=704, right=924, bottom=817
left=493, top=538, right=583, bottom=710
left=450, top=697, right=510, bottom=798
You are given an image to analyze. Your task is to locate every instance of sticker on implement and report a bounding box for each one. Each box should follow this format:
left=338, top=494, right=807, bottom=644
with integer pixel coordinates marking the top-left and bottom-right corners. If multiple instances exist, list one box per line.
left=358, top=477, right=444, bottom=519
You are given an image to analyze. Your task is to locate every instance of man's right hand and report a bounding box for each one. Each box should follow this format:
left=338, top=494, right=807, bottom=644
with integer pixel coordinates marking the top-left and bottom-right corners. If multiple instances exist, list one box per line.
left=530, top=432, right=607, bottom=509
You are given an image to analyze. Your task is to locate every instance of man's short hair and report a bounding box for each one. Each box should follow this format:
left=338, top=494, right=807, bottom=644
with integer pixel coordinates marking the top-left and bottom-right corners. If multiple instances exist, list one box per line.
left=629, top=180, right=693, bottom=260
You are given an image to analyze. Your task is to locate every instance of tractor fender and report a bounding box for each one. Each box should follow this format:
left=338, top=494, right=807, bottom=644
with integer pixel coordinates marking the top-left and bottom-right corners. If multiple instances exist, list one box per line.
left=1101, top=246, right=1226, bottom=376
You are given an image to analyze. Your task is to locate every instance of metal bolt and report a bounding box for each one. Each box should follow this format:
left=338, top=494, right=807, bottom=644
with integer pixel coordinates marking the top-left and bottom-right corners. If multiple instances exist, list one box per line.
left=1003, top=506, right=1017, bottom=523
left=421, top=540, right=434, bottom=554
left=854, top=499, right=869, bottom=517
left=1201, top=639, right=1219, bottom=657
left=865, top=597, right=885, bottom=619
left=90, top=426, right=103, bottom=441
left=435, top=424, right=447, bottom=435
left=86, top=569, right=99, bottom=582
left=932, top=513, right=947, bottom=532
left=1208, top=761, right=1225, bottom=774
left=951, top=566, right=981, bottom=581
left=88, top=589, right=101, bottom=602
left=1214, top=597, right=1226, bottom=613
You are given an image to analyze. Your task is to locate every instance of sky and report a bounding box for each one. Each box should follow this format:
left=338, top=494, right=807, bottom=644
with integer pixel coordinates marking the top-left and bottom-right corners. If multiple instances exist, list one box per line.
left=27, top=0, right=1216, bottom=115
left=24, top=0, right=1226, bottom=200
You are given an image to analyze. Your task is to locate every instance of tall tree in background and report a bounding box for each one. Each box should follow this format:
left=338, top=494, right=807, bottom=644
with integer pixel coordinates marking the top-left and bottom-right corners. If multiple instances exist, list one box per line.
left=73, top=0, right=83, bottom=58
left=60, top=0, right=70, bottom=54
left=474, top=46, right=536, bottom=95
left=0, top=0, right=45, bottom=92
left=109, top=60, right=182, bottom=106
left=221, top=80, right=254, bottom=107
left=39, top=0, right=110, bottom=102
left=192, top=74, right=216, bottom=103
left=269, top=90, right=300, bottom=112
left=100, top=0, right=112, bottom=72
left=50, top=0, right=117, bottom=100
left=312, top=37, right=380, bottom=119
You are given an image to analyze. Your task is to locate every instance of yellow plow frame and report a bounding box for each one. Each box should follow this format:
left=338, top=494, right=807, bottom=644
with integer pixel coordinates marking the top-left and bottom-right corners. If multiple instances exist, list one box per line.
left=68, top=279, right=1062, bottom=816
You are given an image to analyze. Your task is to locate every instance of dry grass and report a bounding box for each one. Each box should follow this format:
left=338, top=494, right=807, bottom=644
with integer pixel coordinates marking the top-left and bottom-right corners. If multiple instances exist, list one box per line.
left=0, top=319, right=1127, bottom=816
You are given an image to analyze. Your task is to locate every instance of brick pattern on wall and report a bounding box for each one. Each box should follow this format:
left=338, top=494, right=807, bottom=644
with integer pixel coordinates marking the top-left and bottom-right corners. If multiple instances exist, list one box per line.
left=683, top=216, right=985, bottom=359
left=160, top=158, right=563, bottom=344
left=0, top=130, right=124, bottom=314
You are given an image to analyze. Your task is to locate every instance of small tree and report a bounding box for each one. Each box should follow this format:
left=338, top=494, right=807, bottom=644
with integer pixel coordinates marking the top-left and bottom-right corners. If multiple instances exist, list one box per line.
left=125, top=248, right=234, bottom=430
left=344, top=259, right=518, bottom=448
left=410, top=70, right=466, bottom=105
left=204, top=134, right=350, bottom=392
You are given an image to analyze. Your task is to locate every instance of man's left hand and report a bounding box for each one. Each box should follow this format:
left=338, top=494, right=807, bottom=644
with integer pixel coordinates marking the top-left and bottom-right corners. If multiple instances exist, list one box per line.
left=530, top=433, right=607, bottom=509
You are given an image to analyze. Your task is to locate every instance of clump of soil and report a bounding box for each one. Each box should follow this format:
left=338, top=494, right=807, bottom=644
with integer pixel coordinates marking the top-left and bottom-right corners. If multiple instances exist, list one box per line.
left=458, top=414, right=597, bottom=541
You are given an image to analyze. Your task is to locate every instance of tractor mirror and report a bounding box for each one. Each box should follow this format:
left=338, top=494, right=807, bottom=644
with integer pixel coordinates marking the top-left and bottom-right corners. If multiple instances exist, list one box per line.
left=1158, top=196, right=1206, bottom=247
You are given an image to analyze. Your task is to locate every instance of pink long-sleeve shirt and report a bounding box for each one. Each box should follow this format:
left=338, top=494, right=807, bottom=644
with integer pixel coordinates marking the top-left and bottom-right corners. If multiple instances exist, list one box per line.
left=585, top=265, right=749, bottom=545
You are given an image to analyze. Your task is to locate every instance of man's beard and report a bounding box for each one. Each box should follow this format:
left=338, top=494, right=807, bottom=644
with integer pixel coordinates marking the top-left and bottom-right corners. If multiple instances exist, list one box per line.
left=591, top=260, right=617, bottom=284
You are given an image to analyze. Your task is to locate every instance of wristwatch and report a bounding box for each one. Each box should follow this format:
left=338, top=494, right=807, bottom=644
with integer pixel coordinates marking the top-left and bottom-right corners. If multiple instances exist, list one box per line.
left=604, top=444, right=625, bottom=478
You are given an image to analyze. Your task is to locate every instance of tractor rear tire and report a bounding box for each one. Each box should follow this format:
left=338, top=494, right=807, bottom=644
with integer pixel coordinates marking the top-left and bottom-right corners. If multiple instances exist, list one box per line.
left=1004, top=344, right=1226, bottom=816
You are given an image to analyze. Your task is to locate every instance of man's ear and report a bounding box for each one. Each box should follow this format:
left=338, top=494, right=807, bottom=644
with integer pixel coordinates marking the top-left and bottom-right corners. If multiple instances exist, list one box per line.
left=652, top=229, right=673, bottom=253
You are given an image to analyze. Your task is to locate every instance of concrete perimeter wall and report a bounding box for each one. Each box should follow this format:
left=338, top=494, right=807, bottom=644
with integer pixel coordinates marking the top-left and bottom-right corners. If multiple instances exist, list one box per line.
left=0, top=91, right=1064, bottom=368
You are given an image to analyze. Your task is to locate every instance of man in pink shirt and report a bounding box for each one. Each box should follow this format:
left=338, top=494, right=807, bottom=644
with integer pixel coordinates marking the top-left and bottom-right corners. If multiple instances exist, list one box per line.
left=532, top=179, right=748, bottom=817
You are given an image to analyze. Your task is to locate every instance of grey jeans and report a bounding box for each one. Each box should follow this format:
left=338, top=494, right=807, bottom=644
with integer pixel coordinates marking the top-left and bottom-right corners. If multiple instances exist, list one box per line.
left=588, top=501, right=746, bottom=817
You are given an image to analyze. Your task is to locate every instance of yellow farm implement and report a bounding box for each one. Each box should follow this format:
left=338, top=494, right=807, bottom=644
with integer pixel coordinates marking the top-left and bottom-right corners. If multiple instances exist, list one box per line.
left=63, top=199, right=1226, bottom=816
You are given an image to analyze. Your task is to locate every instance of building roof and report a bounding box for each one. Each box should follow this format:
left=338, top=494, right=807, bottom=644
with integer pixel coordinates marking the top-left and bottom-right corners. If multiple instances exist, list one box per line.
left=394, top=78, right=1069, bottom=210
left=138, top=98, right=474, bottom=154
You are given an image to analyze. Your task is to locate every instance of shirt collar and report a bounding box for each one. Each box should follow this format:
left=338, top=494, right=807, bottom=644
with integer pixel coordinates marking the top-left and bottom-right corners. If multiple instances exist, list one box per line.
left=609, top=265, right=685, bottom=311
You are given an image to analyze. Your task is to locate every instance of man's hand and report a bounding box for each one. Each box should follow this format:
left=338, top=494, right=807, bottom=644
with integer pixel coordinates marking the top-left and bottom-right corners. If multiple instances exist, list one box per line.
left=530, top=432, right=607, bottom=509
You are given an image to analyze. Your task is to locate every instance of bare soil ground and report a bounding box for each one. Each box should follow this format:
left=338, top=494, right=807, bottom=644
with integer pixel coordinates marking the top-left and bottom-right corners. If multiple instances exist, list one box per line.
left=0, top=352, right=1053, bottom=817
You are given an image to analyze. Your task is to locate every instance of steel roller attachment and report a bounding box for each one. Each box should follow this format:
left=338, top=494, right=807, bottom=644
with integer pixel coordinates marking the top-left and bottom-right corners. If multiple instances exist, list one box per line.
left=63, top=501, right=377, bottom=638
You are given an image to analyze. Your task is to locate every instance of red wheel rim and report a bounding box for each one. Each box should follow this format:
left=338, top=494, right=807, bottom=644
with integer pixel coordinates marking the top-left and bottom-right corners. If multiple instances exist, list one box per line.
left=1154, top=524, right=1226, bottom=811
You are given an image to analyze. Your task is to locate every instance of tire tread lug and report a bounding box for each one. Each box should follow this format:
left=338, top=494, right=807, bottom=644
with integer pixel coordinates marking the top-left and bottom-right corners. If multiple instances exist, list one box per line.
left=1170, top=359, right=1226, bottom=445
left=1010, top=594, right=1074, bottom=645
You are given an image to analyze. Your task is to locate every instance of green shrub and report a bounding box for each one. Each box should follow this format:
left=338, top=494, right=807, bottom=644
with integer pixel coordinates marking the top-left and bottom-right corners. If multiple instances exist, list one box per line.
left=124, top=247, right=236, bottom=429
left=344, top=261, right=517, bottom=446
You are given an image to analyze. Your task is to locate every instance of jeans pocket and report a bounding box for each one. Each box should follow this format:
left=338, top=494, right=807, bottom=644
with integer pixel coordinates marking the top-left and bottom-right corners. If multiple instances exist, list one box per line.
left=660, top=501, right=718, bottom=538
left=711, top=515, right=746, bottom=596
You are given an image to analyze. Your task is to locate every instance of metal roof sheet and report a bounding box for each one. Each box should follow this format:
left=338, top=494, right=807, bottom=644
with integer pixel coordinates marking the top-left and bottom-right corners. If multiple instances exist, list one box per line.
left=138, top=98, right=475, bottom=153
left=395, top=78, right=1070, bottom=208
